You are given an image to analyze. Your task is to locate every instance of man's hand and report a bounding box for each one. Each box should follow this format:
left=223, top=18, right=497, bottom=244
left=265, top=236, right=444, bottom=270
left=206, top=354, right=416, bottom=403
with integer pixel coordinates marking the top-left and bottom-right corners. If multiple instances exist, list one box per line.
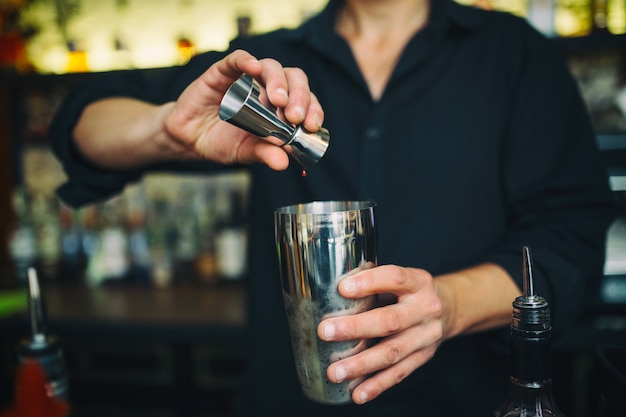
left=317, top=262, right=519, bottom=404
left=73, top=49, right=324, bottom=171
left=164, top=49, right=325, bottom=170
left=317, top=265, right=444, bottom=405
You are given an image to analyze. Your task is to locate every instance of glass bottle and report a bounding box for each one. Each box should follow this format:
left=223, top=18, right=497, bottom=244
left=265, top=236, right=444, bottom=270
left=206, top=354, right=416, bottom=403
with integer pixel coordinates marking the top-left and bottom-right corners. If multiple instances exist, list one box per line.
left=607, top=0, right=626, bottom=34
left=554, top=0, right=592, bottom=37
left=125, top=183, right=151, bottom=285
left=2, top=268, right=70, bottom=417
left=31, top=193, right=62, bottom=281
left=58, top=201, right=85, bottom=282
left=85, top=195, right=130, bottom=286
left=171, top=182, right=199, bottom=284
left=493, top=246, right=566, bottom=417
left=215, top=188, right=248, bottom=282
left=194, top=183, right=219, bottom=285
left=146, top=195, right=174, bottom=288
left=527, top=0, right=557, bottom=36
left=7, top=187, right=37, bottom=284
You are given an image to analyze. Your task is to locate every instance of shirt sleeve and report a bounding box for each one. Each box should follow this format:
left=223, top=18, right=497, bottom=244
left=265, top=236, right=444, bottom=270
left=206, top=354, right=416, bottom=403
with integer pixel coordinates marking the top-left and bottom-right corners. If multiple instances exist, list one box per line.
left=484, top=23, right=617, bottom=330
left=48, top=70, right=149, bottom=207
left=48, top=51, right=228, bottom=208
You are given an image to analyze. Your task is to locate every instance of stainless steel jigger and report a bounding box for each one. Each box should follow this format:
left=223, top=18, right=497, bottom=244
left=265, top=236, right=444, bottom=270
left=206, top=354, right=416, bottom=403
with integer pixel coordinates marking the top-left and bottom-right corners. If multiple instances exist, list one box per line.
left=219, top=74, right=330, bottom=170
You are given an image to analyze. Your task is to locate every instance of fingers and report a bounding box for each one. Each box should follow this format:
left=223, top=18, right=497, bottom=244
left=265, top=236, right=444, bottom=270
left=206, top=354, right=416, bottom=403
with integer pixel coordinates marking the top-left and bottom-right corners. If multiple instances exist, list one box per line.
left=315, top=265, right=445, bottom=404
left=318, top=292, right=442, bottom=343
left=349, top=344, right=438, bottom=404
left=234, top=136, right=291, bottom=171
left=218, top=52, right=324, bottom=129
left=321, top=303, right=409, bottom=341
left=326, top=324, right=441, bottom=404
left=326, top=325, right=441, bottom=382
left=338, top=265, right=429, bottom=298
left=259, top=63, right=324, bottom=131
left=282, top=68, right=323, bottom=131
left=318, top=266, right=440, bottom=342
left=188, top=50, right=324, bottom=170
left=208, top=49, right=264, bottom=90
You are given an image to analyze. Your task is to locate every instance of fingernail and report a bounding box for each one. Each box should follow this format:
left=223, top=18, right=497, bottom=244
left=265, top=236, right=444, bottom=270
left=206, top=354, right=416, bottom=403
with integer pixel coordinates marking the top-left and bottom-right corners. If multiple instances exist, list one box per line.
left=359, top=391, right=369, bottom=404
left=323, top=322, right=335, bottom=339
left=341, top=278, right=356, bottom=295
left=294, top=105, right=306, bottom=120
left=314, top=114, right=323, bottom=129
left=277, top=88, right=288, bottom=100
left=335, top=366, right=347, bottom=383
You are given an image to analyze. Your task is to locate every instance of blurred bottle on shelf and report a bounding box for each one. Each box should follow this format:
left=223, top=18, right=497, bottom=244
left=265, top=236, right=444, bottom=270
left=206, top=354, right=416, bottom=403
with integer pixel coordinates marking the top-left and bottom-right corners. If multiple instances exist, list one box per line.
left=171, top=183, right=199, bottom=284
left=58, top=202, right=85, bottom=282
left=7, top=188, right=37, bottom=285
left=64, top=41, right=89, bottom=73
left=31, top=193, right=62, bottom=281
left=5, top=172, right=250, bottom=288
left=592, top=0, right=609, bottom=32
left=555, top=0, right=593, bottom=37
left=176, top=37, right=196, bottom=65
left=77, top=205, right=98, bottom=278
left=146, top=196, right=174, bottom=288
left=194, top=184, right=219, bottom=286
left=125, top=183, right=151, bottom=285
left=527, top=0, right=557, bottom=36
left=85, top=196, right=130, bottom=287
left=0, top=1, right=35, bottom=73
left=215, top=188, right=248, bottom=282
left=237, top=15, right=252, bottom=38
left=459, top=0, right=624, bottom=36
left=607, top=0, right=626, bottom=33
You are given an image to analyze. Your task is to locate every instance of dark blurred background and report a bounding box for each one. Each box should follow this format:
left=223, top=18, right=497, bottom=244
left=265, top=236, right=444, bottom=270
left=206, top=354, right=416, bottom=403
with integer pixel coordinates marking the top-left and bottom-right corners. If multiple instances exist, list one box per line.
left=1, top=1, right=626, bottom=416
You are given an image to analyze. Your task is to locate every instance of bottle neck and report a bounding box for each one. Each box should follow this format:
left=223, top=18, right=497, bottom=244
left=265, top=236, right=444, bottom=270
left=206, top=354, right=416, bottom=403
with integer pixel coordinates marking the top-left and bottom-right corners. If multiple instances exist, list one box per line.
left=510, top=324, right=552, bottom=381
left=497, top=376, right=565, bottom=417
left=509, top=376, right=554, bottom=390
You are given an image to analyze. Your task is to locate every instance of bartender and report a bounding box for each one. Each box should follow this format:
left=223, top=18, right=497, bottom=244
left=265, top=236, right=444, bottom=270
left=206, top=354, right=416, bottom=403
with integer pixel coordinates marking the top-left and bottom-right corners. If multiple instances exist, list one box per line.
left=49, top=0, right=616, bottom=415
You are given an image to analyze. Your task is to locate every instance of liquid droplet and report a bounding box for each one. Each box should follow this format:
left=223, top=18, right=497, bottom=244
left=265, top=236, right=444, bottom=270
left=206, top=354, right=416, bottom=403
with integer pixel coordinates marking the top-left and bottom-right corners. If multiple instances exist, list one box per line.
left=301, top=170, right=307, bottom=177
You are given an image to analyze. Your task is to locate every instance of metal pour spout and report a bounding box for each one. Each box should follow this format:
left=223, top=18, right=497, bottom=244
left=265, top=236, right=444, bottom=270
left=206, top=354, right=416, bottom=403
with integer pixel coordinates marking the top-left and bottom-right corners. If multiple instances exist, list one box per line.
left=513, top=246, right=550, bottom=330
left=27, top=267, right=47, bottom=346
left=522, top=246, right=536, bottom=299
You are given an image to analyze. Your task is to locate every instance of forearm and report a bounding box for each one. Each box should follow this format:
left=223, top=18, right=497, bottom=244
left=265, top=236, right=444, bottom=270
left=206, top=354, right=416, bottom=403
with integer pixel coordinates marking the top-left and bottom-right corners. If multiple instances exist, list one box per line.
left=73, top=97, right=196, bottom=169
left=435, top=263, right=521, bottom=339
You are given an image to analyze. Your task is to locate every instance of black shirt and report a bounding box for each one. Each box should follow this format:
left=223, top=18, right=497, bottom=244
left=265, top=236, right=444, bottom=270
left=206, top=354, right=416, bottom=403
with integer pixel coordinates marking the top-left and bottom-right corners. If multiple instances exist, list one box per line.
left=49, top=0, right=616, bottom=415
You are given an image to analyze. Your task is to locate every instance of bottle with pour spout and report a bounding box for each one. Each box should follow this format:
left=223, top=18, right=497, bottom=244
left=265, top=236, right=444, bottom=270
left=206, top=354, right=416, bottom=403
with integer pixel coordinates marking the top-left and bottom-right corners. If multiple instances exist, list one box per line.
left=1, top=268, right=70, bottom=417
left=493, top=246, right=566, bottom=417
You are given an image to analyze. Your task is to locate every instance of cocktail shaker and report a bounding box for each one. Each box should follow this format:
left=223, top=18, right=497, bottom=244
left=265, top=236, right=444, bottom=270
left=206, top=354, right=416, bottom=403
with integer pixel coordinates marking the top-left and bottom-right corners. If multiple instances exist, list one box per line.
left=274, top=201, right=377, bottom=404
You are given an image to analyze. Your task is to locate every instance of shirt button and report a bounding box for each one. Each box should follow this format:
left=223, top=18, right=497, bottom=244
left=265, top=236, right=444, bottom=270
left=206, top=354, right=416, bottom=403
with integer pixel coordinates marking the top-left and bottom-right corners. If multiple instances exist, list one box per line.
left=365, top=128, right=380, bottom=141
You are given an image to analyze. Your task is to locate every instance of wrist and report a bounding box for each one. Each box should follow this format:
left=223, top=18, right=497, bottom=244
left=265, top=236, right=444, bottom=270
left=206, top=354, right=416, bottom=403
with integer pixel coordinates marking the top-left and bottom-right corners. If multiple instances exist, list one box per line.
left=435, top=263, right=520, bottom=339
left=154, top=102, right=200, bottom=161
left=433, top=276, right=460, bottom=340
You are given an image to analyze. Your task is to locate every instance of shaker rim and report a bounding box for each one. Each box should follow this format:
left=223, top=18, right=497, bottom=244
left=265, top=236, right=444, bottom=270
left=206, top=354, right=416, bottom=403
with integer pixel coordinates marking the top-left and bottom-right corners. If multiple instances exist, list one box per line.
left=275, top=200, right=376, bottom=215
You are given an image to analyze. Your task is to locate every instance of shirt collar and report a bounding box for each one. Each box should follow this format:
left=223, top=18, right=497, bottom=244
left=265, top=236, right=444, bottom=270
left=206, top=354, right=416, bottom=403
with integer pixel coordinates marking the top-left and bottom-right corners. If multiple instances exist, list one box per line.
left=285, top=0, right=485, bottom=46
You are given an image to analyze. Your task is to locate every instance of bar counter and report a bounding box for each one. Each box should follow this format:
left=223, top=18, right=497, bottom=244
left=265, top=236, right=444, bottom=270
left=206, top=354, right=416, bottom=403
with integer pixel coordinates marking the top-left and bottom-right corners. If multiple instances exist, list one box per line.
left=40, top=282, right=246, bottom=341
left=0, top=282, right=248, bottom=417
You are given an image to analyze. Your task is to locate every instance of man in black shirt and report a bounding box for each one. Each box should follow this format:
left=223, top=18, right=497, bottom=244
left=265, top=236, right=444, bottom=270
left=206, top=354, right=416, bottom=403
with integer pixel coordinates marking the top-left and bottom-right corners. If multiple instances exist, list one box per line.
left=49, top=0, right=616, bottom=415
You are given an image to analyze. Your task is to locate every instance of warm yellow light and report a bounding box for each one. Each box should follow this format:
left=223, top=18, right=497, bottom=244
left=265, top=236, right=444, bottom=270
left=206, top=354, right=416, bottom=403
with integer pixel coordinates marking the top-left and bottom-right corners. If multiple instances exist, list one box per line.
left=21, top=0, right=329, bottom=73
left=608, top=0, right=626, bottom=34
left=555, top=2, right=592, bottom=37
left=130, top=46, right=179, bottom=70
left=36, top=47, right=70, bottom=74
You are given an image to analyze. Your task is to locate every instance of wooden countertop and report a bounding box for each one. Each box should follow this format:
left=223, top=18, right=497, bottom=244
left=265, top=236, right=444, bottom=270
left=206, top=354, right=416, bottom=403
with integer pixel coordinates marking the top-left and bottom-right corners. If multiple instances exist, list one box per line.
left=3, top=283, right=247, bottom=342
left=45, top=283, right=246, bottom=325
